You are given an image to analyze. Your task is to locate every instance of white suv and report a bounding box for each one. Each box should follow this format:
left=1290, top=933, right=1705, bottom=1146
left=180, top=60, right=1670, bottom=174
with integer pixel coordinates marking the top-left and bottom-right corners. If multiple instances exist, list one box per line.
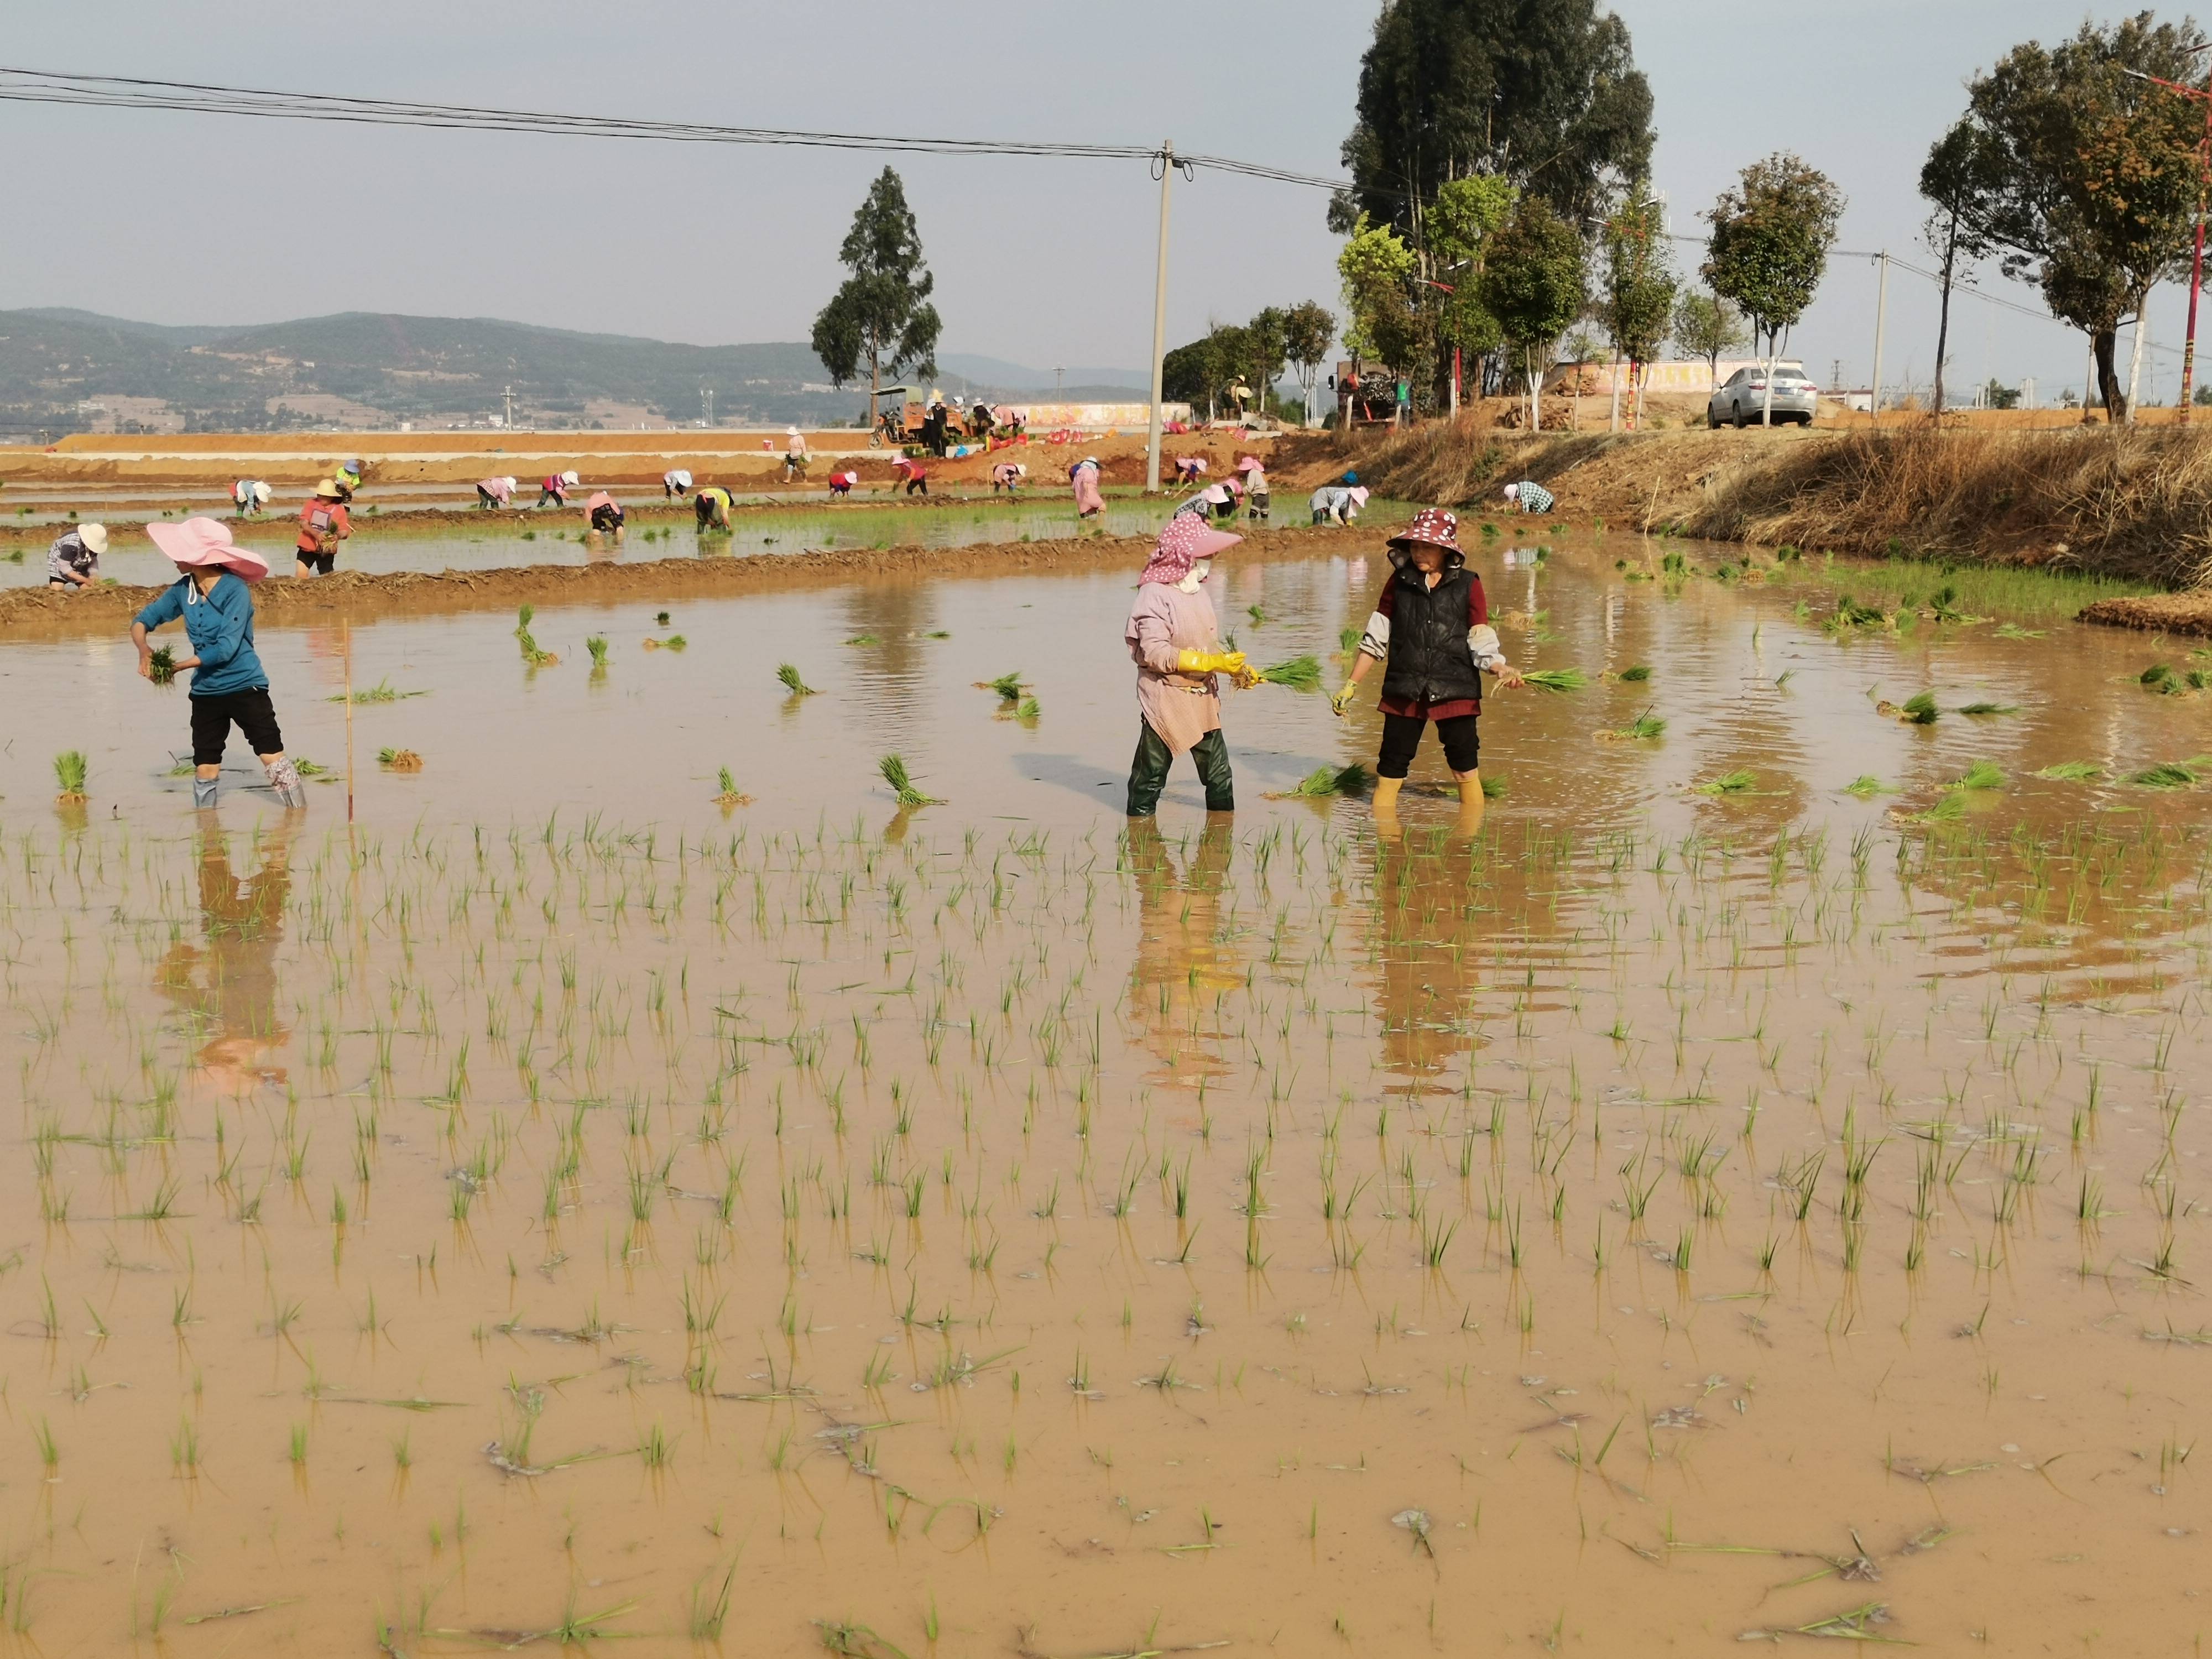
left=1708, top=363, right=1818, bottom=427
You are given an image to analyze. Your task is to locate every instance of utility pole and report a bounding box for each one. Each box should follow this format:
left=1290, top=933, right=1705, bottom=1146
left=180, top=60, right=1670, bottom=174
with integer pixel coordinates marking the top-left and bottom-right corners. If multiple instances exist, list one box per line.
left=1145, top=140, right=1176, bottom=495
left=1054, top=365, right=1064, bottom=395
left=502, top=384, right=515, bottom=431
left=1868, top=254, right=1889, bottom=423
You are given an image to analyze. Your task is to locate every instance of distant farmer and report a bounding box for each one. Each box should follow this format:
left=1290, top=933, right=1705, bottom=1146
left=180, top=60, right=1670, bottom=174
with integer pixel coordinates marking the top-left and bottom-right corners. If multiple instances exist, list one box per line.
left=826, top=469, right=859, bottom=499
left=477, top=475, right=518, bottom=509
left=991, top=462, right=1027, bottom=495
left=295, top=480, right=351, bottom=578
left=695, top=485, right=734, bottom=531
left=1070, top=456, right=1104, bottom=517
left=130, top=517, right=306, bottom=811
left=585, top=491, right=625, bottom=535
left=1235, top=455, right=1269, bottom=521
left=1124, top=513, right=1254, bottom=818
left=893, top=456, right=929, bottom=497
left=969, top=402, right=995, bottom=441
left=47, top=522, right=106, bottom=588
left=231, top=480, right=274, bottom=517
left=332, top=458, right=364, bottom=502
left=783, top=427, right=810, bottom=482
left=538, top=470, right=580, bottom=508
left=1173, top=456, right=1208, bottom=488
left=662, top=468, right=693, bottom=499
left=1310, top=484, right=1370, bottom=526
left=1177, top=478, right=1243, bottom=522
left=1503, top=480, right=1554, bottom=514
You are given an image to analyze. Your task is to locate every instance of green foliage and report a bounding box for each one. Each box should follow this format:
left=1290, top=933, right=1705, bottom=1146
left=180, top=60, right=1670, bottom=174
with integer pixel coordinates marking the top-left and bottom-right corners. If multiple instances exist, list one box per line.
left=1337, top=216, right=1423, bottom=375
left=1287, top=764, right=1371, bottom=798
left=53, top=751, right=88, bottom=797
left=1427, top=175, right=1517, bottom=358
left=147, top=645, right=178, bottom=686
left=776, top=663, right=817, bottom=696
left=1522, top=667, right=1589, bottom=692
left=1479, top=197, right=1589, bottom=356
left=1900, top=691, right=1940, bottom=725
left=984, top=671, right=1025, bottom=702
left=1702, top=152, right=1846, bottom=357
left=1603, top=186, right=1676, bottom=363
left=1258, top=655, right=1323, bottom=692
left=2033, top=760, right=2103, bottom=781
left=1671, top=290, right=1746, bottom=383
left=1696, top=768, right=1759, bottom=796
left=879, top=754, right=938, bottom=808
left=810, top=168, right=942, bottom=396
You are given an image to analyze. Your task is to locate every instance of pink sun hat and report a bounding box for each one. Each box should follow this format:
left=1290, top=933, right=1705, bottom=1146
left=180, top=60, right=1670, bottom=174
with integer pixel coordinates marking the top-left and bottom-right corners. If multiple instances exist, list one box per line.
left=146, top=515, right=270, bottom=582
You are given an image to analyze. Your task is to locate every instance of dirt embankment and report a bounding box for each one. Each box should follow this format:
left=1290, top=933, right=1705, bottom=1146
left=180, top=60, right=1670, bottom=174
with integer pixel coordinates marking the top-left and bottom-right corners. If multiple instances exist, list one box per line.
left=0, top=521, right=1378, bottom=639
left=1336, top=421, right=2212, bottom=589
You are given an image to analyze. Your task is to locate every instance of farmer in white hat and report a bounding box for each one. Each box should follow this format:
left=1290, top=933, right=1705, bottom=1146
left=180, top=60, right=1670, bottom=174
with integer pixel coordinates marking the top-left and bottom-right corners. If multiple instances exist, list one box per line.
left=231, top=479, right=274, bottom=517
left=662, top=468, right=693, bottom=500
left=295, top=480, right=351, bottom=578
left=1503, top=479, right=1554, bottom=514
left=990, top=461, right=1027, bottom=495
left=128, top=517, right=306, bottom=810
left=537, top=471, right=580, bottom=508
left=783, top=427, right=810, bottom=483
left=477, top=475, right=518, bottom=509
left=47, top=523, right=108, bottom=588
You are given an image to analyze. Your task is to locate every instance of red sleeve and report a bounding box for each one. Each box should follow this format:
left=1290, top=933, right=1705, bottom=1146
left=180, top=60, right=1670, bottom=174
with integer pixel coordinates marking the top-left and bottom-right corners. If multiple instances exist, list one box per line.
left=1467, top=575, right=1488, bottom=627
left=1374, top=582, right=1396, bottom=618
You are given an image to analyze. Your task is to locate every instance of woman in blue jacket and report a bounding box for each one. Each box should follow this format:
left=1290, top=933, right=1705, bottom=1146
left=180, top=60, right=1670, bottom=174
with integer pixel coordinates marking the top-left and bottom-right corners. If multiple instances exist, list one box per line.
left=129, top=517, right=307, bottom=810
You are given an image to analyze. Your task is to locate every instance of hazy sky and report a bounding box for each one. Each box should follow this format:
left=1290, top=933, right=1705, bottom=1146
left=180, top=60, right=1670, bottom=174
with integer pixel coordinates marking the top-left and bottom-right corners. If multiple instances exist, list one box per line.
left=0, top=2, right=2188, bottom=401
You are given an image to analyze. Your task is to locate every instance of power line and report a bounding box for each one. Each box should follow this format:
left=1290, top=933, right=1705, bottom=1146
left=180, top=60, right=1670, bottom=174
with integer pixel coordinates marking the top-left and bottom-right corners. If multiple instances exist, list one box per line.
left=0, top=66, right=1354, bottom=192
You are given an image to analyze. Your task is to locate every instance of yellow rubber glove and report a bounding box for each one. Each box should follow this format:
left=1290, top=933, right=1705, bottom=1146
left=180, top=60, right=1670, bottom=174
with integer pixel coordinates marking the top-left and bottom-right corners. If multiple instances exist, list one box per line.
left=1329, top=682, right=1358, bottom=717
left=1176, top=648, right=1247, bottom=676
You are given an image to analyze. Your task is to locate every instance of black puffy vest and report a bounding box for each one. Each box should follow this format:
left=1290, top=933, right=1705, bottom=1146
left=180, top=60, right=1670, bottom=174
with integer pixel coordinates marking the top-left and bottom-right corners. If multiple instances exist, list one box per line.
left=1380, top=565, right=1483, bottom=706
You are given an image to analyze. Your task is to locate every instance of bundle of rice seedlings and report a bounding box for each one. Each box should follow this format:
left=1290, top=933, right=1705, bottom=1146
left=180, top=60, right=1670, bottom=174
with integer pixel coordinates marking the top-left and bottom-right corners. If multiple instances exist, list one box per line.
left=1522, top=667, right=1588, bottom=692
left=1246, top=604, right=1267, bottom=627
left=713, top=766, right=752, bottom=807
left=1015, top=695, right=1041, bottom=721
left=1695, top=768, right=1757, bottom=796
left=1949, top=759, right=2005, bottom=791
left=2130, top=758, right=2209, bottom=789
left=776, top=663, right=818, bottom=696
left=1615, top=663, right=1653, bottom=682
left=514, top=606, right=557, bottom=666
left=1958, top=701, right=2020, bottom=716
left=377, top=748, right=424, bottom=772
left=656, top=611, right=671, bottom=626
left=1274, top=764, right=1370, bottom=799
left=147, top=645, right=178, bottom=686
left=664, top=635, right=686, bottom=651
left=978, top=671, right=1025, bottom=701
left=585, top=637, right=609, bottom=669
left=845, top=634, right=882, bottom=647
left=1338, top=626, right=1362, bottom=658
left=1900, top=691, right=1939, bottom=725
left=1993, top=623, right=2045, bottom=639
left=1480, top=774, right=1508, bottom=799
left=1615, top=711, right=1666, bottom=740
left=1914, top=791, right=1969, bottom=823
left=1828, top=593, right=1887, bottom=629
left=1843, top=775, right=1887, bottom=797
left=2033, top=760, right=2103, bottom=781
left=293, top=758, right=333, bottom=778
left=1258, top=655, right=1323, bottom=692
left=2140, top=662, right=2187, bottom=694
left=879, top=754, right=938, bottom=808
left=53, top=750, right=88, bottom=803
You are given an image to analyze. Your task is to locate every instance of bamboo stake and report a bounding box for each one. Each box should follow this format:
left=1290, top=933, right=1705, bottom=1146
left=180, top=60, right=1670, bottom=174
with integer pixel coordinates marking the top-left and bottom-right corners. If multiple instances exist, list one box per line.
left=343, top=618, right=356, bottom=824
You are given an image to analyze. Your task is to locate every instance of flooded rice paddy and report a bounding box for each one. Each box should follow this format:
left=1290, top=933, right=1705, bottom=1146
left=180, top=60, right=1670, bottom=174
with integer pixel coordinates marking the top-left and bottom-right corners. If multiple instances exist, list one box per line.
left=2, top=533, right=2209, bottom=1654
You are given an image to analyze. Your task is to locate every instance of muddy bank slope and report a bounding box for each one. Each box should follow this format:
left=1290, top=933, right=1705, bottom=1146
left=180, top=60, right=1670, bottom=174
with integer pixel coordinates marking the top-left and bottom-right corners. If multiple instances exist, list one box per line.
left=1336, top=422, right=2212, bottom=587
left=0, top=521, right=1376, bottom=639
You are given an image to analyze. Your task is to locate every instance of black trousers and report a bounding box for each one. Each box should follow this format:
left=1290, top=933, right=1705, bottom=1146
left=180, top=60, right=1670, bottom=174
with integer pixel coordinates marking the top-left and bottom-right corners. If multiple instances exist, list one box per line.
left=1375, top=711, right=1479, bottom=779
left=1126, top=721, right=1233, bottom=816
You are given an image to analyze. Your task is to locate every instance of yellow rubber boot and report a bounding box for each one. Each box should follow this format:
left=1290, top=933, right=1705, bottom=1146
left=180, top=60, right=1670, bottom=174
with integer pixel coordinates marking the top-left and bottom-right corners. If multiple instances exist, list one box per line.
left=1371, top=774, right=1404, bottom=837
left=1453, top=771, right=1486, bottom=836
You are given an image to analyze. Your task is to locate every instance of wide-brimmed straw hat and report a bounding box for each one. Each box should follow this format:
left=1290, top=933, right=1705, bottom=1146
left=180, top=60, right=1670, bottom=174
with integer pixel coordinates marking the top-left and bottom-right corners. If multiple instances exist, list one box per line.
left=76, top=522, right=109, bottom=555
left=313, top=477, right=340, bottom=497
left=1389, top=507, right=1462, bottom=557
left=561, top=470, right=581, bottom=486
left=147, top=516, right=269, bottom=582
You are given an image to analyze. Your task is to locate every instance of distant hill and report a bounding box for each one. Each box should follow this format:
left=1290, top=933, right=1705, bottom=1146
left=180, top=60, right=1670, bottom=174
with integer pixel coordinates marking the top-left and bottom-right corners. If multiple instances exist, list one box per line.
left=0, top=308, right=1135, bottom=436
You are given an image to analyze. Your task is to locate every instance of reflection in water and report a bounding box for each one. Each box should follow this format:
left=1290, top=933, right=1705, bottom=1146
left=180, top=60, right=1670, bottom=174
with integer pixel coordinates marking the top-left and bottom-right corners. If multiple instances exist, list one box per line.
left=154, top=822, right=294, bottom=1091
left=1365, top=823, right=1495, bottom=1087
left=1123, top=816, right=1241, bottom=1088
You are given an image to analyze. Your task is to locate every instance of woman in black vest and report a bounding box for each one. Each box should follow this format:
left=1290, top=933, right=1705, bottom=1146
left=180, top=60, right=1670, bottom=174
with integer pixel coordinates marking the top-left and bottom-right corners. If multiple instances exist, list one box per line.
left=1329, top=508, right=1523, bottom=828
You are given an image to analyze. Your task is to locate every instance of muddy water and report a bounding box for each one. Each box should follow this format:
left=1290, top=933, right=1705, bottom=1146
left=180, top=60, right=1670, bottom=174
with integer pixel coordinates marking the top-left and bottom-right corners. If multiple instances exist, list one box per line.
left=0, top=499, right=1197, bottom=588
left=3, top=535, right=2210, bottom=1655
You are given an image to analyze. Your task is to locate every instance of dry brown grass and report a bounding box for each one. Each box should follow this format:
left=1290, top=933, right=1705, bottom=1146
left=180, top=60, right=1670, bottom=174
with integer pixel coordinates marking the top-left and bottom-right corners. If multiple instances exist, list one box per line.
left=1346, top=421, right=2212, bottom=587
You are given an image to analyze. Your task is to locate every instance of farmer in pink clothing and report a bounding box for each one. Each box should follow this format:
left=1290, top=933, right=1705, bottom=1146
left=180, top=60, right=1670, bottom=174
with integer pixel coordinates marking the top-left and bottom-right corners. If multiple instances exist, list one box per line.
left=1123, top=514, right=1255, bottom=817
left=1070, top=455, right=1105, bottom=518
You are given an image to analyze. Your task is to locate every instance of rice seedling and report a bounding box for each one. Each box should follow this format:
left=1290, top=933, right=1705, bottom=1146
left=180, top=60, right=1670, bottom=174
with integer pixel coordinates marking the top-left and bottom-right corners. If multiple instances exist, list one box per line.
left=330, top=678, right=424, bottom=705
left=1246, top=603, right=1267, bottom=626
left=1258, top=655, right=1323, bottom=691
left=1276, top=764, right=1370, bottom=799
left=1843, top=775, right=1887, bottom=797
left=879, top=754, right=939, bottom=808
left=662, top=634, right=687, bottom=651
left=776, top=662, right=818, bottom=696
left=514, top=604, right=558, bottom=666
left=1616, top=663, right=1653, bottom=681
left=2130, top=758, right=2208, bottom=790
left=1994, top=622, right=2046, bottom=639
left=2140, top=662, right=2184, bottom=695
left=655, top=611, right=670, bottom=626
left=1828, top=593, right=1888, bottom=629
left=376, top=749, right=424, bottom=772
left=1480, top=773, right=1508, bottom=799
left=979, top=671, right=1026, bottom=702
left=844, top=634, right=882, bottom=647
left=1338, top=625, right=1362, bottom=657
left=1958, top=701, right=2020, bottom=716
left=2033, top=760, right=2103, bottom=781
left=145, top=645, right=178, bottom=685
left=1695, top=769, right=1757, bottom=796
left=1522, top=667, right=1589, bottom=692
left=585, top=636, right=609, bottom=669
left=1595, top=711, right=1665, bottom=742
left=1899, top=691, right=1939, bottom=724
left=1949, top=759, right=2005, bottom=792
left=713, top=767, right=752, bottom=807
left=52, top=750, right=88, bottom=803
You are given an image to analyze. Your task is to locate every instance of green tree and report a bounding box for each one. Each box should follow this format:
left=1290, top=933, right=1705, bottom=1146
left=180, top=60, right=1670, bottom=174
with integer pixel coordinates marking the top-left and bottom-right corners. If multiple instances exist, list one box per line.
left=1247, top=306, right=1290, bottom=421
left=1962, top=15, right=2205, bottom=420
left=1918, top=120, right=2001, bottom=416
left=1333, top=0, right=1654, bottom=236
left=1426, top=175, right=1516, bottom=395
left=810, top=168, right=942, bottom=426
left=1280, top=301, right=1336, bottom=425
left=1478, top=196, right=1589, bottom=430
left=1337, top=215, right=1424, bottom=387
left=1602, top=187, right=1676, bottom=424
left=1671, top=290, right=1746, bottom=390
left=1702, top=153, right=1846, bottom=425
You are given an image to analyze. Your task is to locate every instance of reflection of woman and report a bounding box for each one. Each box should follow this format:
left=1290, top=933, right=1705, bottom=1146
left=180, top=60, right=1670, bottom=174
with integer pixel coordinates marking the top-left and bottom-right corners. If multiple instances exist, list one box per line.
left=154, top=824, right=295, bottom=1093
left=1123, top=817, right=1240, bottom=1087
left=1366, top=830, right=1491, bottom=1087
